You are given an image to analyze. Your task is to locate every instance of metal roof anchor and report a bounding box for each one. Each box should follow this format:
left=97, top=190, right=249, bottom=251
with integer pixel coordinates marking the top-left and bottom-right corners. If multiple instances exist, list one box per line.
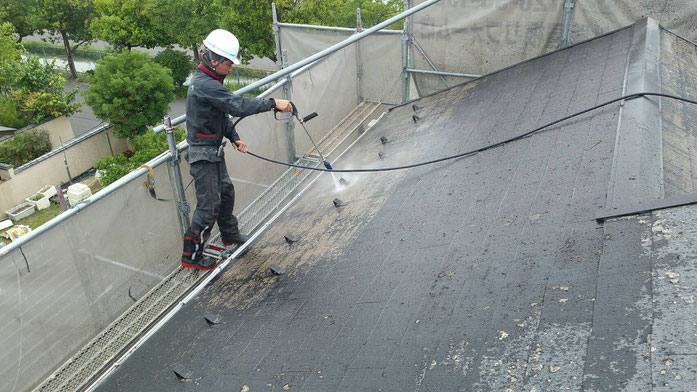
left=378, top=151, right=386, bottom=159
left=270, top=264, right=284, bottom=275
left=204, top=312, right=221, bottom=325
left=339, top=177, right=350, bottom=186
left=284, top=234, right=299, bottom=244
left=380, top=136, right=390, bottom=144
left=412, top=104, right=423, bottom=111
left=173, top=364, right=193, bottom=381
left=412, top=114, right=421, bottom=123
left=333, top=198, right=348, bottom=207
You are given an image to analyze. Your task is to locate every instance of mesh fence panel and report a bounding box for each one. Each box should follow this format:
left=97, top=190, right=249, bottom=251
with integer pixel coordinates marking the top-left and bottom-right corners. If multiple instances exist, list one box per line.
left=0, top=161, right=182, bottom=392
left=408, top=0, right=697, bottom=96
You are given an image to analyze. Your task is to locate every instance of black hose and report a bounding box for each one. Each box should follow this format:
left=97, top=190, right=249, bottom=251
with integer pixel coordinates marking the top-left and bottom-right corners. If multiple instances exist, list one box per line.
left=244, top=92, right=697, bottom=173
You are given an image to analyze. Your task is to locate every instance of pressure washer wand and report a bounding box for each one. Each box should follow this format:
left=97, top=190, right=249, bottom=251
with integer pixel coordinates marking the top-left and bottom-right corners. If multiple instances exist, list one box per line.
left=297, top=113, right=333, bottom=170
left=289, top=103, right=332, bottom=170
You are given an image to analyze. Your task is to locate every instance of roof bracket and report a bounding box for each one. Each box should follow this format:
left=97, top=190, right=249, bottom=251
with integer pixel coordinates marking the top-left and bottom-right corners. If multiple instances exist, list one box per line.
left=380, top=136, right=390, bottom=144
left=412, top=104, right=423, bottom=111
left=412, top=114, right=421, bottom=123
left=339, top=177, right=350, bottom=186
left=284, top=234, right=299, bottom=244
left=270, top=264, right=284, bottom=275
left=204, top=312, right=221, bottom=325
left=172, top=364, right=193, bottom=381
left=378, top=151, right=386, bottom=159
left=333, top=198, right=348, bottom=207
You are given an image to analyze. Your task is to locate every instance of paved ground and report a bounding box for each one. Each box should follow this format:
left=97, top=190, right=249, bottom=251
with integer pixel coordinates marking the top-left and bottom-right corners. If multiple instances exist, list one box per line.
left=92, top=20, right=697, bottom=392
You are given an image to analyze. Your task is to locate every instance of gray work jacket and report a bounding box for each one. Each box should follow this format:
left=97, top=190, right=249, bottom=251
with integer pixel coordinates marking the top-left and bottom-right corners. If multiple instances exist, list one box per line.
left=185, top=64, right=275, bottom=163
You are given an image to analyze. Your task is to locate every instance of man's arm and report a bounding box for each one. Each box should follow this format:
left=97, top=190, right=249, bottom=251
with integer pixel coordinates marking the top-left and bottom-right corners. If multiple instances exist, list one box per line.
left=201, top=80, right=292, bottom=117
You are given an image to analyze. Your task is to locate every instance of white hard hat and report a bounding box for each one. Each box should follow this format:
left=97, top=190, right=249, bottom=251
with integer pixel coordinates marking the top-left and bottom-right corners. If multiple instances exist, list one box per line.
left=203, top=29, right=241, bottom=65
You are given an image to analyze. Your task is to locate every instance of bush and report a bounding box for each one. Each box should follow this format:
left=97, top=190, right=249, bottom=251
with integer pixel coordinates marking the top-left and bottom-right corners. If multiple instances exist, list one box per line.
left=95, top=128, right=185, bottom=186
left=0, top=95, right=28, bottom=128
left=2, top=55, right=80, bottom=124
left=0, top=128, right=52, bottom=167
left=85, top=50, right=175, bottom=139
left=154, top=48, right=194, bottom=88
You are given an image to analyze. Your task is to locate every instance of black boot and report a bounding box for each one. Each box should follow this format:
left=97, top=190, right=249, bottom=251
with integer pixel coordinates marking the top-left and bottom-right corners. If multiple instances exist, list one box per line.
left=223, top=231, right=248, bottom=246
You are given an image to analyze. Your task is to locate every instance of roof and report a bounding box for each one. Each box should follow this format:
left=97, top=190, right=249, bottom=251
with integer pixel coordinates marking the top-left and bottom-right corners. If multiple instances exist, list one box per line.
left=95, top=18, right=697, bottom=391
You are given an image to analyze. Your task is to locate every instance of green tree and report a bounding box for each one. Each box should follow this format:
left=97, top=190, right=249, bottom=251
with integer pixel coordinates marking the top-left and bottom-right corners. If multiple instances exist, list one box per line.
left=95, top=128, right=184, bottom=185
left=339, top=0, right=403, bottom=30
left=0, top=0, right=41, bottom=42
left=36, top=0, right=96, bottom=79
left=0, top=23, right=23, bottom=88
left=0, top=129, right=52, bottom=167
left=4, top=55, right=80, bottom=124
left=154, top=48, right=194, bottom=88
left=217, top=0, right=278, bottom=63
left=92, top=0, right=172, bottom=50
left=149, top=0, right=221, bottom=63
left=85, top=50, right=175, bottom=139
left=0, top=96, right=28, bottom=129
left=217, top=0, right=403, bottom=63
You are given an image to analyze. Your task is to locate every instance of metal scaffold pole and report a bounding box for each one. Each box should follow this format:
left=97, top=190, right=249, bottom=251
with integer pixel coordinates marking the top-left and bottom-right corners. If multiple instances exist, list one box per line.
left=163, top=115, right=190, bottom=235
left=560, top=0, right=576, bottom=48
left=272, top=3, right=282, bottom=70
left=356, top=7, right=364, bottom=104
left=273, top=3, right=296, bottom=163
left=401, top=0, right=410, bottom=103
left=281, top=50, right=296, bottom=162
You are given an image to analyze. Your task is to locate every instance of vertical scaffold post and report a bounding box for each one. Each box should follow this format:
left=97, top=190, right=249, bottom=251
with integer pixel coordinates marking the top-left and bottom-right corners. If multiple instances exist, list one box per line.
left=281, top=50, right=296, bottom=163
left=356, top=7, right=363, bottom=104
left=560, top=0, right=576, bottom=48
left=401, top=0, right=410, bottom=103
left=164, top=115, right=190, bottom=235
left=273, top=3, right=296, bottom=162
left=272, top=3, right=283, bottom=70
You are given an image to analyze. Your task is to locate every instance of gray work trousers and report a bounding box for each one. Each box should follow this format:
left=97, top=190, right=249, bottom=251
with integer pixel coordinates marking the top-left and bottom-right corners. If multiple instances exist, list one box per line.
left=185, top=159, right=240, bottom=248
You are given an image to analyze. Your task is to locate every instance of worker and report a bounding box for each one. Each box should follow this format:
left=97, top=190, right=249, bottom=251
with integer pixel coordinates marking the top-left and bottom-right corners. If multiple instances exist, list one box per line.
left=181, top=29, right=293, bottom=270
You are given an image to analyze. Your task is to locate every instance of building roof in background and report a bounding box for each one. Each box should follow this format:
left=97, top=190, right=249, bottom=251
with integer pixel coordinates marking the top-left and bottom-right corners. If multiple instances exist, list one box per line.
left=95, top=19, right=697, bottom=391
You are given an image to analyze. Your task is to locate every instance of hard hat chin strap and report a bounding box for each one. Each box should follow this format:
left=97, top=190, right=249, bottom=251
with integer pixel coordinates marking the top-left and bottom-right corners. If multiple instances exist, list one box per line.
left=208, top=50, right=219, bottom=71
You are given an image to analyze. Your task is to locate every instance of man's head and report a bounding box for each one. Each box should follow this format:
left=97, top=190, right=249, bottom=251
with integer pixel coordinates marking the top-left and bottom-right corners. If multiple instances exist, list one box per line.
left=203, top=29, right=241, bottom=75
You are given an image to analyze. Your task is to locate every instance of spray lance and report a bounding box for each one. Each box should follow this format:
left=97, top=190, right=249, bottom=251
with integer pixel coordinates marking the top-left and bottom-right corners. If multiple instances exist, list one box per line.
left=274, top=103, right=333, bottom=170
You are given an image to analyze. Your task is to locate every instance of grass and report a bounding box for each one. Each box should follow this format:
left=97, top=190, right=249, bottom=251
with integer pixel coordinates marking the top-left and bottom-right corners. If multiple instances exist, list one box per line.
left=0, top=177, right=104, bottom=245
left=1, top=203, right=62, bottom=246
left=1, top=202, right=63, bottom=237
left=14, top=203, right=63, bottom=228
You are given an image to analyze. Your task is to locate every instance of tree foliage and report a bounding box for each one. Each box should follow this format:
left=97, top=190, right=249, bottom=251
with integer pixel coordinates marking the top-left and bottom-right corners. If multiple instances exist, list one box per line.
left=0, top=129, right=52, bottom=167
left=92, top=0, right=171, bottom=50
left=154, top=48, right=194, bottom=87
left=0, top=23, right=23, bottom=88
left=85, top=50, right=175, bottom=139
left=0, top=96, right=28, bottom=129
left=149, top=0, right=220, bottom=62
left=218, top=0, right=404, bottom=63
left=338, top=0, right=404, bottom=30
left=0, top=0, right=41, bottom=42
left=95, top=128, right=185, bottom=185
left=2, top=55, right=80, bottom=125
left=35, top=0, right=96, bottom=79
